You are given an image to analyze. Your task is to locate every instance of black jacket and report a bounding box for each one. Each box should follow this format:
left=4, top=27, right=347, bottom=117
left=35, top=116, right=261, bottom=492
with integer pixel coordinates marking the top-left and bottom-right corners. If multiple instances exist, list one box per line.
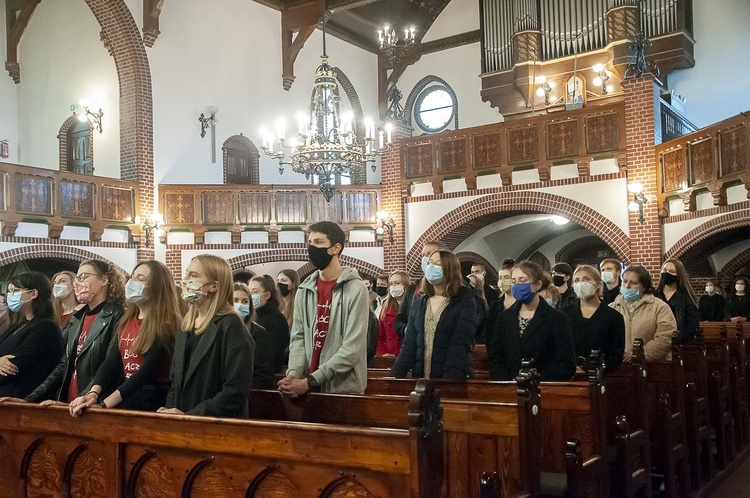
left=725, top=294, right=750, bottom=321
left=247, top=321, right=274, bottom=390
left=699, top=294, right=725, bottom=322
left=165, top=313, right=255, bottom=418
left=558, top=286, right=578, bottom=309
left=393, top=283, right=418, bottom=339
left=0, top=318, right=63, bottom=398
left=654, top=287, right=699, bottom=344
left=391, top=286, right=477, bottom=379
left=562, top=301, right=625, bottom=371
left=488, top=298, right=576, bottom=381
left=602, top=279, right=621, bottom=305
left=26, top=302, right=124, bottom=402
left=255, top=305, right=290, bottom=374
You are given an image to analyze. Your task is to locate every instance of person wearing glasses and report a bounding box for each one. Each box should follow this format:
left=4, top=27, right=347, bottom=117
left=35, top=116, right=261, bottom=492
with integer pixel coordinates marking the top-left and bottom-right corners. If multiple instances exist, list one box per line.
left=0, top=272, right=64, bottom=398
left=19, top=260, right=125, bottom=404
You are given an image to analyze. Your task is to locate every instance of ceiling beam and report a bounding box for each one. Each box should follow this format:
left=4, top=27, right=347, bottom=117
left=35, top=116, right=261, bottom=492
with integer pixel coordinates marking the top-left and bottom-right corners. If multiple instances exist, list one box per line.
left=5, top=0, right=41, bottom=84
left=142, top=0, right=165, bottom=47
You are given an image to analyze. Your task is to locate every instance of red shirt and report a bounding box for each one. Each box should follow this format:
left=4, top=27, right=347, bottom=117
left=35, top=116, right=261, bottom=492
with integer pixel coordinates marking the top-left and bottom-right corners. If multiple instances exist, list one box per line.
left=60, top=312, right=72, bottom=327
left=310, top=277, right=336, bottom=374
left=67, top=312, right=98, bottom=402
left=120, top=318, right=144, bottom=379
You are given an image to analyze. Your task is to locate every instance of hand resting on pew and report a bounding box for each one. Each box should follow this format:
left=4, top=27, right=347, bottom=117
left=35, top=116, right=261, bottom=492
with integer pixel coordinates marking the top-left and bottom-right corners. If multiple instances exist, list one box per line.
left=277, top=375, right=309, bottom=398
left=157, top=407, right=184, bottom=414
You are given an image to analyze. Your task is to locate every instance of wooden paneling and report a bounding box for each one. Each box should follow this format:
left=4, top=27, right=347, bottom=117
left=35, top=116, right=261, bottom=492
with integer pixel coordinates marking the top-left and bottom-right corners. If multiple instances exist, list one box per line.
left=687, top=137, right=715, bottom=186
left=238, top=192, right=272, bottom=225
left=164, top=192, right=197, bottom=225
left=718, top=122, right=748, bottom=178
left=404, top=141, right=434, bottom=179
left=101, top=185, right=135, bottom=222
left=585, top=110, right=620, bottom=154
left=471, top=130, right=503, bottom=171
left=346, top=191, right=378, bottom=223
left=14, top=173, right=53, bottom=215
left=60, top=180, right=95, bottom=219
left=507, top=124, right=540, bottom=165
left=276, top=191, right=308, bottom=225
left=660, top=146, right=686, bottom=193
left=201, top=191, right=235, bottom=225
left=546, top=118, right=579, bottom=159
left=437, top=134, right=469, bottom=174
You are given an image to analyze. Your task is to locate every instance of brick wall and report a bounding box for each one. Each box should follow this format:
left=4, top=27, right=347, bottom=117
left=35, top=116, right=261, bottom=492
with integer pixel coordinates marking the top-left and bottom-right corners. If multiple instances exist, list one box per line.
left=379, top=121, right=410, bottom=272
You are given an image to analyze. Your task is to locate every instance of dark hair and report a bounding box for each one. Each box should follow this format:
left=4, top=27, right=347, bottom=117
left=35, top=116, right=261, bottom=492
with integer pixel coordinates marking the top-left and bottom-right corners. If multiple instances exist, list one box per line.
left=733, top=276, right=750, bottom=295
left=233, top=270, right=254, bottom=284
left=623, top=265, right=653, bottom=294
left=251, top=274, right=282, bottom=311
left=420, top=251, right=463, bottom=298
left=551, top=262, right=573, bottom=277
left=658, top=258, right=698, bottom=306
left=471, top=262, right=486, bottom=272
left=365, top=276, right=376, bottom=287
left=308, top=221, right=346, bottom=253
left=423, top=241, right=449, bottom=253
left=9, top=271, right=54, bottom=322
left=513, top=261, right=548, bottom=290
left=233, top=282, right=255, bottom=324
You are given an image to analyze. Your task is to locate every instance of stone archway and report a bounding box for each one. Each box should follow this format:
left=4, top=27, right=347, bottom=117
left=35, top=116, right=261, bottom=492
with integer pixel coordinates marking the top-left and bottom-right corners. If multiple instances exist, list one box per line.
left=225, top=249, right=383, bottom=280
left=555, top=236, right=614, bottom=264
left=0, top=244, right=124, bottom=274
left=665, top=209, right=750, bottom=260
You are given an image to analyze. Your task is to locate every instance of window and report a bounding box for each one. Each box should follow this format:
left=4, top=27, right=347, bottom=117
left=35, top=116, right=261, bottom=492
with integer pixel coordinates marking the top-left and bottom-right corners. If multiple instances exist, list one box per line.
left=415, top=86, right=455, bottom=133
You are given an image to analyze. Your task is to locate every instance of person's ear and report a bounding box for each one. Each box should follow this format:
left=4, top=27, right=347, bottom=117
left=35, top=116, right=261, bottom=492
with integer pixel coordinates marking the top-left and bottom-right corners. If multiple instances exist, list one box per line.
left=205, top=281, right=219, bottom=294
left=29, top=289, right=39, bottom=300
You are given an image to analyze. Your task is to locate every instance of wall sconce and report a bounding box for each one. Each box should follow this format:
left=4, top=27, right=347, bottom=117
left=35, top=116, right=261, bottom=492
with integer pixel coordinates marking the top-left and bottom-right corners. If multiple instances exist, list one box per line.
left=199, top=106, right=218, bottom=138
left=535, top=76, right=553, bottom=106
left=376, top=210, right=397, bottom=245
left=137, top=213, right=164, bottom=248
left=592, top=64, right=610, bottom=95
left=71, top=100, right=104, bottom=134
left=627, top=182, right=648, bottom=224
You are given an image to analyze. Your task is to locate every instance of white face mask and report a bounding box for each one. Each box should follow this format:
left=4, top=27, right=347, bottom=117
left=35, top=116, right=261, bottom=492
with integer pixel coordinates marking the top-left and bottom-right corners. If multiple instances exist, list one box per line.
left=125, top=279, right=148, bottom=305
left=601, top=271, right=616, bottom=285
left=573, top=281, right=597, bottom=300
left=389, top=285, right=405, bottom=298
left=737, top=284, right=746, bottom=293
left=705, top=286, right=714, bottom=294
left=53, top=283, right=71, bottom=299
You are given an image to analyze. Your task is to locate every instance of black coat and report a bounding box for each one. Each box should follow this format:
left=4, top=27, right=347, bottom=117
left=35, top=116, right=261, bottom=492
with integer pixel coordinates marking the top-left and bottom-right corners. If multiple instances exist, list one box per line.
left=725, top=294, right=750, bottom=321
left=247, top=321, right=274, bottom=390
left=558, top=286, right=578, bottom=309
left=654, top=287, right=699, bottom=344
left=26, top=302, right=124, bottom=402
left=489, top=298, right=576, bottom=381
left=255, top=306, right=290, bottom=374
left=393, top=283, right=418, bottom=339
left=391, top=286, right=477, bottom=379
left=165, top=313, right=255, bottom=418
left=562, top=301, right=625, bottom=371
left=0, top=318, right=63, bottom=398
left=699, top=294, right=725, bottom=322
left=602, top=280, right=621, bottom=305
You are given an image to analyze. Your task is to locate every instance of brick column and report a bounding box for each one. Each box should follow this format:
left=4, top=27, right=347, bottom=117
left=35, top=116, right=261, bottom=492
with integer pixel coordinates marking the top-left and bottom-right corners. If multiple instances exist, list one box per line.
left=165, top=247, right=183, bottom=283
left=621, top=74, right=662, bottom=278
left=380, top=121, right=410, bottom=272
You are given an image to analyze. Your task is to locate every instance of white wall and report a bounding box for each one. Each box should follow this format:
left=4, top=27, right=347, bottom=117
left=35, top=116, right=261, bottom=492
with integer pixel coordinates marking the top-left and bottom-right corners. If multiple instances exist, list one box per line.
left=0, top=5, right=19, bottom=163
left=668, top=0, right=750, bottom=128
left=16, top=0, right=120, bottom=176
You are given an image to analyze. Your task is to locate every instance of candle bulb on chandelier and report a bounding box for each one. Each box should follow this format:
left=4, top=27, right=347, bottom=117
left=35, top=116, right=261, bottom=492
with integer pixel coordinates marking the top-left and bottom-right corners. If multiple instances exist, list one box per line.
left=276, top=118, right=286, bottom=140
left=379, top=131, right=384, bottom=149
left=385, top=123, right=393, bottom=144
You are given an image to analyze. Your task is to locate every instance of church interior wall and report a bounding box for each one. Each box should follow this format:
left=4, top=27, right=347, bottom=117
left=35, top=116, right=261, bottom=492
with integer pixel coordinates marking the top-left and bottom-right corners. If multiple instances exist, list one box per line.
left=0, top=5, right=19, bottom=164
left=711, top=239, right=750, bottom=275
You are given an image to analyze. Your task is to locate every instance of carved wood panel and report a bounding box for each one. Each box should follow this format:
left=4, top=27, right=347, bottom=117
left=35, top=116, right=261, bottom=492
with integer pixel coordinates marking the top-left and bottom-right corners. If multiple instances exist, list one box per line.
left=0, top=172, right=6, bottom=211
left=472, top=131, right=503, bottom=170
left=187, top=462, right=239, bottom=497
left=546, top=119, right=579, bottom=159
left=404, top=142, right=434, bottom=179
left=323, top=477, right=373, bottom=498
left=14, top=173, right=53, bottom=215
left=507, top=125, right=539, bottom=165
left=24, top=441, right=61, bottom=497
left=130, top=454, right=179, bottom=498
left=311, top=193, right=343, bottom=224
left=687, top=137, right=715, bottom=186
left=0, top=437, right=17, bottom=498
left=437, top=137, right=468, bottom=174
left=238, top=192, right=272, bottom=225
left=346, top=191, right=377, bottom=223
left=201, top=192, right=235, bottom=225
left=68, top=447, right=107, bottom=497
left=585, top=112, right=620, bottom=154
left=101, top=186, right=134, bottom=222
left=718, top=123, right=747, bottom=178
left=163, top=192, right=196, bottom=225
left=275, top=192, right=308, bottom=224
left=248, top=469, right=299, bottom=497
left=60, top=180, right=95, bottom=219
left=661, top=147, right=686, bottom=193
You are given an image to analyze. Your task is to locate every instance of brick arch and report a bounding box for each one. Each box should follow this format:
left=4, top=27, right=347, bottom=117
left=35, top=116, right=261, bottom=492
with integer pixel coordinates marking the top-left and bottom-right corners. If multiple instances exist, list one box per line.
left=406, top=191, right=629, bottom=276
left=518, top=225, right=579, bottom=261
left=718, top=247, right=750, bottom=283
left=404, top=75, right=459, bottom=131
left=0, top=244, right=124, bottom=273
left=225, top=249, right=383, bottom=280
left=455, top=251, right=498, bottom=282
left=555, top=236, right=612, bottom=264
left=222, top=134, right=260, bottom=184
left=84, top=0, right=154, bottom=216
left=58, top=115, right=94, bottom=173
left=665, top=209, right=750, bottom=260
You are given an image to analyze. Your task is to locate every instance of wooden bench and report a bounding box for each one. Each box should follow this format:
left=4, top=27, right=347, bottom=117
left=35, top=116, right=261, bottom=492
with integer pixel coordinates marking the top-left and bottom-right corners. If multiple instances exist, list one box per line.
left=0, top=385, right=443, bottom=498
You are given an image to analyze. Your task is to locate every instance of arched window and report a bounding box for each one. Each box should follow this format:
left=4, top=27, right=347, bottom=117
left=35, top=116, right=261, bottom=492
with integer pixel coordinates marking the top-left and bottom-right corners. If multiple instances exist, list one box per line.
left=58, top=115, right=94, bottom=174
left=223, top=134, right=260, bottom=184
left=405, top=76, right=459, bottom=134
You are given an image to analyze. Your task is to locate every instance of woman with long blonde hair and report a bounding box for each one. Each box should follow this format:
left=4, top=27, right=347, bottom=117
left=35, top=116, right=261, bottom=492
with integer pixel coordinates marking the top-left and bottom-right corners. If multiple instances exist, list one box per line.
left=376, top=270, right=410, bottom=357
left=51, top=271, right=81, bottom=328
left=158, top=254, right=255, bottom=418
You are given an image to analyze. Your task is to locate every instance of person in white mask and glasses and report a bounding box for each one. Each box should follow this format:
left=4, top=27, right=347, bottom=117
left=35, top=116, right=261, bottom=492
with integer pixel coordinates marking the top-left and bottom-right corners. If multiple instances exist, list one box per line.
left=376, top=270, right=410, bottom=357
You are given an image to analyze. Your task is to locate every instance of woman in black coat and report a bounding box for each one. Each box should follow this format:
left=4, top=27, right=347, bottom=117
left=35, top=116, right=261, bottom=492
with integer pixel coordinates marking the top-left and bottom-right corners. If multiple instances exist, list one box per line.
left=489, top=261, right=576, bottom=381
left=725, top=276, right=750, bottom=323
left=654, top=258, right=699, bottom=344
left=699, top=281, right=725, bottom=322
left=391, top=251, right=476, bottom=379
left=0, top=272, right=63, bottom=398
left=250, top=275, right=290, bottom=373
left=234, top=283, right=275, bottom=390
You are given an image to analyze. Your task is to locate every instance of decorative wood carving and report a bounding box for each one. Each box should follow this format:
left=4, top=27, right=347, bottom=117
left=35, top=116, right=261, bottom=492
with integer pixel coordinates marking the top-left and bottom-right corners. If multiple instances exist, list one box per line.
left=321, top=476, right=373, bottom=498
left=437, top=137, right=468, bottom=174
left=718, top=123, right=747, bottom=178
left=60, top=181, right=95, bottom=219
left=5, top=0, right=41, bottom=84
left=404, top=142, right=434, bottom=179
left=606, top=5, right=638, bottom=42
left=142, top=0, right=165, bottom=47
left=346, top=191, right=378, bottom=223
left=687, top=137, right=714, bottom=186
left=512, top=31, right=541, bottom=65
left=185, top=461, right=238, bottom=496
left=585, top=112, right=620, bottom=154
left=238, top=191, right=273, bottom=225
left=164, top=192, right=196, bottom=225
left=507, top=125, right=540, bottom=165
left=101, top=185, right=135, bottom=222
left=311, top=192, right=343, bottom=224
left=247, top=468, right=299, bottom=497
left=128, top=453, right=179, bottom=498
left=24, top=441, right=61, bottom=497
left=280, top=4, right=320, bottom=91
left=472, top=131, right=503, bottom=171
left=276, top=191, right=309, bottom=224
left=14, top=173, right=53, bottom=215
left=660, top=147, right=686, bottom=193
left=201, top=191, right=235, bottom=225
left=65, top=445, right=107, bottom=498
left=546, top=118, right=579, bottom=159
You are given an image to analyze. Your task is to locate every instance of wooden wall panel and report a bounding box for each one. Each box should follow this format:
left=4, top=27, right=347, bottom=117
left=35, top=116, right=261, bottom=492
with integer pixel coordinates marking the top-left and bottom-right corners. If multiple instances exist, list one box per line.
left=471, top=131, right=503, bottom=171
left=687, top=137, right=714, bottom=186
left=404, top=142, right=434, bottom=179
left=661, top=147, right=686, bottom=193
left=546, top=118, right=579, bottom=159
left=163, top=192, right=196, bottom=225
left=14, top=173, right=53, bottom=215
left=718, top=122, right=747, bottom=177
left=60, top=181, right=95, bottom=219
left=275, top=192, right=308, bottom=224
left=585, top=112, right=620, bottom=154
left=201, top=191, right=235, bottom=225
left=507, top=125, right=540, bottom=165
left=238, top=192, right=272, bottom=225
left=101, top=186, right=135, bottom=222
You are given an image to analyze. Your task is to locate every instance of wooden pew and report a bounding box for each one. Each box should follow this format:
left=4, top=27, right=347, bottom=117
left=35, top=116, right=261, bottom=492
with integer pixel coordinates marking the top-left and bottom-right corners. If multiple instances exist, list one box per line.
left=250, top=374, right=543, bottom=498
left=0, top=385, right=444, bottom=498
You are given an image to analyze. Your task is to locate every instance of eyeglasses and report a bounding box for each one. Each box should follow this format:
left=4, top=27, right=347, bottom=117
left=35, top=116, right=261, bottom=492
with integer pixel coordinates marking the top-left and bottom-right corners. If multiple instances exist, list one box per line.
left=6, top=288, right=30, bottom=295
left=75, top=272, right=103, bottom=282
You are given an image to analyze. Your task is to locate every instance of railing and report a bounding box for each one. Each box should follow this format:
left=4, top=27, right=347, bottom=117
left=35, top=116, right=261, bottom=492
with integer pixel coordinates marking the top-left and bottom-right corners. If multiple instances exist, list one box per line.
left=158, top=183, right=382, bottom=241
left=656, top=110, right=750, bottom=215
left=401, top=102, right=626, bottom=194
left=660, top=98, right=698, bottom=143
left=0, top=162, right=139, bottom=240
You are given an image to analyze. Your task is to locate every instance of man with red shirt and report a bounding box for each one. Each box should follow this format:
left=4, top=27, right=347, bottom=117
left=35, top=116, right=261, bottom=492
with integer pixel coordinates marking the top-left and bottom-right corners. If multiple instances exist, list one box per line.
left=278, top=221, right=369, bottom=396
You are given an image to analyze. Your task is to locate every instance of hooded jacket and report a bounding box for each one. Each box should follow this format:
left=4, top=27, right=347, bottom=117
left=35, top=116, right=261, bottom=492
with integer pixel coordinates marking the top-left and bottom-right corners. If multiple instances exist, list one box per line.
left=286, top=266, right=369, bottom=394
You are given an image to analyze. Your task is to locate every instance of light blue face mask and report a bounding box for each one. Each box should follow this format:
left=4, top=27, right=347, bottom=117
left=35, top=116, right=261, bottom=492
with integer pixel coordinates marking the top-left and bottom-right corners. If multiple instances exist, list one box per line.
left=421, top=256, right=430, bottom=273
left=545, top=298, right=555, bottom=307
left=424, top=264, right=444, bottom=285
left=6, top=291, right=27, bottom=312
left=251, top=293, right=264, bottom=309
left=620, top=287, right=640, bottom=302
left=234, top=302, right=250, bottom=318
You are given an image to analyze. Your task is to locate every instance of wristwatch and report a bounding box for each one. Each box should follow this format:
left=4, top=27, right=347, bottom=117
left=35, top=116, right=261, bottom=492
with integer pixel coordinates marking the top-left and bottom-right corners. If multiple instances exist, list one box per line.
left=307, top=374, right=320, bottom=391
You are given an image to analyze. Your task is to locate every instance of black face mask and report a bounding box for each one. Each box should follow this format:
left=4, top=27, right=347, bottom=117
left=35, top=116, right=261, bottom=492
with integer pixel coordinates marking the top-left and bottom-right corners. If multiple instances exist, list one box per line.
left=375, top=286, right=388, bottom=297
left=552, top=275, right=566, bottom=287
left=277, top=282, right=290, bottom=297
left=308, top=244, right=334, bottom=271
left=661, top=272, right=678, bottom=286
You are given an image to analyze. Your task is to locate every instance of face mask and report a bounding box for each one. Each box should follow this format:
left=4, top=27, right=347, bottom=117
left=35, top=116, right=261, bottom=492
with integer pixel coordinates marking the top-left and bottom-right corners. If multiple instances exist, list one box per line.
left=552, top=275, right=566, bottom=287
left=74, top=280, right=94, bottom=305
left=545, top=298, right=555, bottom=307
left=234, top=302, right=250, bottom=318
left=512, top=282, right=536, bottom=304
left=389, top=285, right=405, bottom=298
left=421, top=256, right=430, bottom=273
left=53, top=283, right=71, bottom=299
left=375, top=286, right=388, bottom=297
left=251, top=293, right=264, bottom=309
left=661, top=272, right=678, bottom=286
left=308, top=244, right=334, bottom=271
left=620, top=287, right=640, bottom=302
left=277, top=282, right=290, bottom=297
left=499, top=281, right=512, bottom=293
left=424, top=264, right=443, bottom=285
left=125, top=279, right=147, bottom=305
left=737, top=284, right=746, bottom=293
left=6, top=292, right=27, bottom=312
left=472, top=273, right=485, bottom=282
left=181, top=280, right=206, bottom=304
left=705, top=286, right=714, bottom=294
left=573, top=281, right=596, bottom=300
left=601, top=271, right=616, bottom=285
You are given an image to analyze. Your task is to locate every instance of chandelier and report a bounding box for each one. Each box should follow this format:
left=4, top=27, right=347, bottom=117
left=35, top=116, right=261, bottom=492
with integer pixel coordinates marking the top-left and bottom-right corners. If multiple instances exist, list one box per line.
left=261, top=0, right=391, bottom=202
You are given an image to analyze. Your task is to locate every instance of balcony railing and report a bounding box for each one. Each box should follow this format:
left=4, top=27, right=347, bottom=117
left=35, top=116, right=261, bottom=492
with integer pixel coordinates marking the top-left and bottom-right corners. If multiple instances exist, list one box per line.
left=158, top=183, right=382, bottom=243
left=656, top=110, right=749, bottom=215
left=0, top=162, right=139, bottom=241
left=660, top=98, right=698, bottom=143
left=401, top=102, right=626, bottom=194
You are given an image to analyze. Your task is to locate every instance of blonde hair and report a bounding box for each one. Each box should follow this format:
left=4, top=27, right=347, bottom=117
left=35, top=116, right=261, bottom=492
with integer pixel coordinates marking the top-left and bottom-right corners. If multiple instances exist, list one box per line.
left=181, top=254, right=236, bottom=334
left=51, top=270, right=78, bottom=325
left=380, top=270, right=410, bottom=319
left=573, top=264, right=604, bottom=299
